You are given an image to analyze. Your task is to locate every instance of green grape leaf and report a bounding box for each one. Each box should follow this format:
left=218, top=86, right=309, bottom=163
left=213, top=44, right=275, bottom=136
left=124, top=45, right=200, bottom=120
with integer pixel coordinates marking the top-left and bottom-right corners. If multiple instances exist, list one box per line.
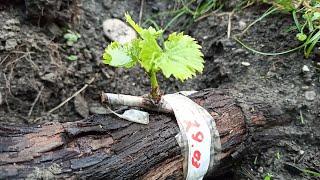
left=124, top=13, right=163, bottom=72
left=154, top=32, right=204, bottom=81
left=125, top=13, right=163, bottom=39
left=104, top=13, right=204, bottom=83
left=138, top=29, right=163, bottom=72
left=125, top=13, right=143, bottom=34
left=102, top=41, right=140, bottom=68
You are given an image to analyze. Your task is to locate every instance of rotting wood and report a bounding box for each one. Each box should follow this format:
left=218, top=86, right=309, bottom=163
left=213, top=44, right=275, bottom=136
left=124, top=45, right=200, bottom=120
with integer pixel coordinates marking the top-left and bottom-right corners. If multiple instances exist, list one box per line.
left=0, top=89, right=292, bottom=179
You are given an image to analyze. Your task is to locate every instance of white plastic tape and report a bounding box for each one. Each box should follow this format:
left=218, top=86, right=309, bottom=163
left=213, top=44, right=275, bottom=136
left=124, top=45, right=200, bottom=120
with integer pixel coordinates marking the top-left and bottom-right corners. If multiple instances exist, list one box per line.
left=162, top=94, right=221, bottom=180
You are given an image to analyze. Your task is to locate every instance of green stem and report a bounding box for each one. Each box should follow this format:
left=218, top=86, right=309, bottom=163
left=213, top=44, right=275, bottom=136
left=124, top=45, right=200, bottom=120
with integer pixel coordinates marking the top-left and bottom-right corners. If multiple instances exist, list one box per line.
left=149, top=71, right=161, bottom=102
left=150, top=71, right=159, bottom=90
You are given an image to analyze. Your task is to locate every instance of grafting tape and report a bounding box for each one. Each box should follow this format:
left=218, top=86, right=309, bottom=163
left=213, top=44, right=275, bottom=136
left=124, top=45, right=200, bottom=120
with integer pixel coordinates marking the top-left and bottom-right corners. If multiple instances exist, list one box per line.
left=162, top=93, right=221, bottom=180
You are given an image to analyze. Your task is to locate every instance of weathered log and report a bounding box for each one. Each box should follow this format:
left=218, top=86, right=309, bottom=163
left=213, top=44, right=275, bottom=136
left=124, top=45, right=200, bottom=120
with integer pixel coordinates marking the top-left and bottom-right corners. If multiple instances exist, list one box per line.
left=0, top=89, right=291, bottom=179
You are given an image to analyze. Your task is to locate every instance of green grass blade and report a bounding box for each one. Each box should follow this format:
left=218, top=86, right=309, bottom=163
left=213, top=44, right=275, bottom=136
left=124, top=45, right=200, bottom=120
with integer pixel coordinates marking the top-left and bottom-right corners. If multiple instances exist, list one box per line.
left=308, top=29, right=320, bottom=43
left=180, top=0, right=196, bottom=15
left=302, top=169, right=320, bottom=177
left=194, top=0, right=216, bottom=18
left=234, top=37, right=305, bottom=56
left=164, top=10, right=186, bottom=31
left=305, top=30, right=320, bottom=57
left=292, top=10, right=301, bottom=31
left=242, top=7, right=279, bottom=34
left=142, top=18, right=161, bottom=31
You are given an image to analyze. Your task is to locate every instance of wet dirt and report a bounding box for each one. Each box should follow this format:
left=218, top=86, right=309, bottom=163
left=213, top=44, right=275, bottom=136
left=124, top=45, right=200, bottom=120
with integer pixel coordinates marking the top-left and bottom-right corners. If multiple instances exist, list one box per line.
left=0, top=1, right=319, bottom=179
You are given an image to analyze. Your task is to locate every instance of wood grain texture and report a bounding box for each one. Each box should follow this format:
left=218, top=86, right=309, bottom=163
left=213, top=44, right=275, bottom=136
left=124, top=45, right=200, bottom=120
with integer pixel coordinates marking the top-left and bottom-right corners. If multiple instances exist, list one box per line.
left=0, top=89, right=292, bottom=179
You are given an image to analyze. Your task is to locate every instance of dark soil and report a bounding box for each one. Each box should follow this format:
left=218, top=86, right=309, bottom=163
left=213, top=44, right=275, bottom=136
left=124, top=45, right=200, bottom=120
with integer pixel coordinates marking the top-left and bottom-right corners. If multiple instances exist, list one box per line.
left=0, top=0, right=319, bottom=179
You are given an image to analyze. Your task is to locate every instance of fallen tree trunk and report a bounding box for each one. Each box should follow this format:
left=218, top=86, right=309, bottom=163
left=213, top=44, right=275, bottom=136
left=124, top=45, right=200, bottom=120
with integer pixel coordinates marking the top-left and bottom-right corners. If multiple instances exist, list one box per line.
left=0, top=89, right=291, bottom=179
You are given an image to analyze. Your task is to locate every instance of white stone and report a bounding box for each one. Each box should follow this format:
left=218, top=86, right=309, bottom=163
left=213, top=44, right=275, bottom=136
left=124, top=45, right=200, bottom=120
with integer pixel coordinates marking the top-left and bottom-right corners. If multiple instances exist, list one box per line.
left=305, top=91, right=316, bottom=101
left=241, top=62, right=251, bottom=66
left=239, top=20, right=247, bottom=30
left=103, top=18, right=137, bottom=44
left=40, top=73, right=56, bottom=83
left=299, top=150, right=305, bottom=155
left=302, top=65, right=310, bottom=72
left=258, top=167, right=264, bottom=173
left=5, top=39, right=17, bottom=51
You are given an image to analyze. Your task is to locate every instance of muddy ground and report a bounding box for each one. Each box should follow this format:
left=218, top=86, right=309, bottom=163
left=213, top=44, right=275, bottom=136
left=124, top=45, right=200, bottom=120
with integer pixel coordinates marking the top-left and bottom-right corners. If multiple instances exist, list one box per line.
left=0, top=0, right=319, bottom=179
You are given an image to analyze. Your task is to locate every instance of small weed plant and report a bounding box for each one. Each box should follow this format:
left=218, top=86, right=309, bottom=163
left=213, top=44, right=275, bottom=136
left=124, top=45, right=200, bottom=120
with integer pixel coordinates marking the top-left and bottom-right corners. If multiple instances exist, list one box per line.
left=102, top=14, right=204, bottom=101
left=273, top=0, right=320, bottom=57
left=236, top=0, right=320, bottom=58
left=63, top=30, right=81, bottom=61
left=64, top=30, right=81, bottom=46
left=143, top=0, right=222, bottom=31
left=264, top=172, right=273, bottom=180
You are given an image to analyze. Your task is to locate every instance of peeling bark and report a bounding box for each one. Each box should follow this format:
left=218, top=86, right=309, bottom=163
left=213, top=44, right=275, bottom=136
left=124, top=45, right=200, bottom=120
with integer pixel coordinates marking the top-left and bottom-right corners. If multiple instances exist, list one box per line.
left=0, top=89, right=292, bottom=179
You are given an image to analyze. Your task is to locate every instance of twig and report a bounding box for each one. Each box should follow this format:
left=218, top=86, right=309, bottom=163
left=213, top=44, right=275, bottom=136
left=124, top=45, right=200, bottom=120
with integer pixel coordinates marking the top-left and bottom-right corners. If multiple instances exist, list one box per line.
left=194, top=9, right=221, bottom=22
left=138, top=0, right=145, bottom=25
left=101, top=68, right=110, bottom=79
left=0, top=54, right=10, bottom=65
left=28, top=86, right=44, bottom=118
left=195, top=10, right=232, bottom=22
left=302, top=1, right=320, bottom=13
left=227, top=10, right=235, bottom=39
left=25, top=50, right=40, bottom=71
left=241, top=1, right=255, bottom=10
left=4, top=53, right=28, bottom=70
left=11, top=50, right=35, bottom=54
left=48, top=77, right=95, bottom=114
left=194, top=10, right=234, bottom=39
left=3, top=73, right=12, bottom=96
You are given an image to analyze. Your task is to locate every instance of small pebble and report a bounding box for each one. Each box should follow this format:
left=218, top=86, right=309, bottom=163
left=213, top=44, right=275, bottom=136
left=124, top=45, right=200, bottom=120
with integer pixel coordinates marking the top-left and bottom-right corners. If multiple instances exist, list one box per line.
left=222, top=39, right=234, bottom=47
left=5, top=19, right=20, bottom=25
left=302, top=65, right=310, bottom=72
left=299, top=150, right=305, bottom=155
left=40, top=72, right=56, bottom=83
left=305, top=91, right=316, bottom=101
left=266, top=71, right=276, bottom=77
left=241, top=62, right=251, bottom=66
left=304, top=73, right=312, bottom=84
left=239, top=20, right=247, bottom=30
left=234, top=49, right=245, bottom=54
left=301, top=86, right=309, bottom=90
left=103, top=18, right=137, bottom=44
left=5, top=39, right=17, bottom=51
left=152, top=6, right=159, bottom=13
left=258, top=167, right=264, bottom=173
left=83, top=49, right=92, bottom=59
